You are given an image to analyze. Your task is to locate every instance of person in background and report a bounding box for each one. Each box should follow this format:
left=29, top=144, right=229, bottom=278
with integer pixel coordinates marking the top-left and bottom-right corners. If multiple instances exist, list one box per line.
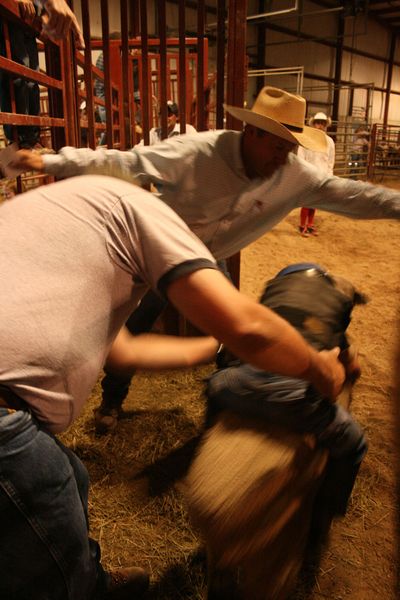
left=142, top=100, right=197, bottom=146
left=297, top=112, right=335, bottom=237
left=350, top=125, right=370, bottom=177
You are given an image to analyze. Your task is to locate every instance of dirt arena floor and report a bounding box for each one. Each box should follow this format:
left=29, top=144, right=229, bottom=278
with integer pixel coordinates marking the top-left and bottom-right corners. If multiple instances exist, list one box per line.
left=61, top=188, right=400, bottom=599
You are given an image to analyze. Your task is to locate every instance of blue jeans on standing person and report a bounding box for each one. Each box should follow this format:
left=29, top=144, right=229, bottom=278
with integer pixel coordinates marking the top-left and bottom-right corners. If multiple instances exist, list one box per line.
left=0, top=22, right=40, bottom=147
left=0, top=408, right=108, bottom=600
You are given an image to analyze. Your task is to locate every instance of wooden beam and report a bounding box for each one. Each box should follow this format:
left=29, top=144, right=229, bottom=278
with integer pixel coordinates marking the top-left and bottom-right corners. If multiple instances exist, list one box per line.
left=383, top=32, right=397, bottom=126
left=332, top=12, right=345, bottom=124
left=226, top=0, right=247, bottom=289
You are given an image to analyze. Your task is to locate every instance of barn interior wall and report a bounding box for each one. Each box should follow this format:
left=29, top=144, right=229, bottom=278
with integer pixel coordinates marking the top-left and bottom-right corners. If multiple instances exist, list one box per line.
left=250, top=4, right=398, bottom=125
left=343, top=15, right=390, bottom=59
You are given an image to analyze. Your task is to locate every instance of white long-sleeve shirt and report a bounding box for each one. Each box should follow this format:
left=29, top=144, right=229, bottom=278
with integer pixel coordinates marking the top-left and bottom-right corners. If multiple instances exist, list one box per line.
left=297, top=134, right=335, bottom=176
left=43, top=130, right=400, bottom=260
left=141, top=123, right=197, bottom=146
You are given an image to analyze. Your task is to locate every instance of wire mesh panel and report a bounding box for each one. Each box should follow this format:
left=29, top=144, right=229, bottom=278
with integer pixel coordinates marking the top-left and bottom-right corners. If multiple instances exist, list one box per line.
left=368, top=123, right=400, bottom=183
left=331, top=118, right=370, bottom=180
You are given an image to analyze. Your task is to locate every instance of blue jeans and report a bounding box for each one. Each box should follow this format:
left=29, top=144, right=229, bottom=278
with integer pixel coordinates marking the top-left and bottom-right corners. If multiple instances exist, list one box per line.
left=206, top=365, right=367, bottom=463
left=0, top=408, right=108, bottom=600
left=206, top=365, right=367, bottom=515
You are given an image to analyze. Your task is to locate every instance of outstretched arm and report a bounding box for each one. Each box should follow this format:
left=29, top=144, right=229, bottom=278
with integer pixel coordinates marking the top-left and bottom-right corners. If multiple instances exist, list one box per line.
left=303, top=164, right=400, bottom=219
left=9, top=146, right=141, bottom=182
left=105, top=326, right=219, bottom=376
left=9, top=133, right=205, bottom=185
left=166, top=269, right=345, bottom=400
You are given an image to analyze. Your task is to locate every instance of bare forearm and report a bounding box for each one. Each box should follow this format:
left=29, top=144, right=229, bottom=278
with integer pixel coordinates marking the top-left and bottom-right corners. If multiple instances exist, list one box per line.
left=105, top=328, right=219, bottom=376
left=205, top=302, right=339, bottom=395
left=167, top=269, right=345, bottom=399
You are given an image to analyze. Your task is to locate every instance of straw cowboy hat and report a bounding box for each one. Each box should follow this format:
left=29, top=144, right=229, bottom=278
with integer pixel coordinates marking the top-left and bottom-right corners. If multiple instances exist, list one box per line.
left=224, top=86, right=327, bottom=152
left=309, top=111, right=332, bottom=127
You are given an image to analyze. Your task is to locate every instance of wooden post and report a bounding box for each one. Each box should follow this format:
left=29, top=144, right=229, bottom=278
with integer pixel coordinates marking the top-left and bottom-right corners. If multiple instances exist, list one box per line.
left=225, top=0, right=248, bottom=289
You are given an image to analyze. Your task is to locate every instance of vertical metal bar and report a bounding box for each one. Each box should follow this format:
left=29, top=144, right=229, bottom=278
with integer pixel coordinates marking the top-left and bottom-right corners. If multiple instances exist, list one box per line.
left=140, top=0, right=150, bottom=145
left=367, top=122, right=377, bottom=181
left=68, top=0, right=82, bottom=148
left=226, top=0, right=248, bottom=288
left=203, top=34, right=209, bottom=127
left=61, top=36, right=79, bottom=146
left=2, top=22, right=18, bottom=148
left=80, top=0, right=96, bottom=148
left=365, top=86, right=372, bottom=123
left=4, top=17, right=22, bottom=190
left=158, top=0, right=168, bottom=139
left=383, top=32, right=396, bottom=128
left=178, top=0, right=187, bottom=131
left=100, top=0, right=113, bottom=147
left=121, top=0, right=130, bottom=149
left=44, top=44, right=66, bottom=150
left=332, top=13, right=344, bottom=133
left=226, top=0, right=247, bottom=130
left=130, top=4, right=141, bottom=146
left=256, top=0, right=265, bottom=95
left=129, top=0, right=140, bottom=37
left=216, top=0, right=225, bottom=129
left=348, top=86, right=354, bottom=117
left=196, top=0, right=206, bottom=130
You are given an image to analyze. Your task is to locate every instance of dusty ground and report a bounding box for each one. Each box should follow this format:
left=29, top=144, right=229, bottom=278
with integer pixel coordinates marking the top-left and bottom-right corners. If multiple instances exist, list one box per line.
left=61, top=186, right=400, bottom=599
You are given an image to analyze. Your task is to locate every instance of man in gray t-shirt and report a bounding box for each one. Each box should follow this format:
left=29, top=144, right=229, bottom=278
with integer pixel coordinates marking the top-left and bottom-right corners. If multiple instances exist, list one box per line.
left=0, top=175, right=345, bottom=600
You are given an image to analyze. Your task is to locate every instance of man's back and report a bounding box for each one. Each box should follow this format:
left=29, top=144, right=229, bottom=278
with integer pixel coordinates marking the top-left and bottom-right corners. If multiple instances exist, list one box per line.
left=0, top=175, right=214, bottom=432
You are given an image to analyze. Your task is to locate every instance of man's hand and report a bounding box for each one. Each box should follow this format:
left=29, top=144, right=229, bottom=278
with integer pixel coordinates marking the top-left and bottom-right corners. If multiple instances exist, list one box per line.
left=42, top=0, right=85, bottom=49
left=9, top=150, right=45, bottom=173
left=17, top=0, right=36, bottom=22
left=309, top=347, right=346, bottom=401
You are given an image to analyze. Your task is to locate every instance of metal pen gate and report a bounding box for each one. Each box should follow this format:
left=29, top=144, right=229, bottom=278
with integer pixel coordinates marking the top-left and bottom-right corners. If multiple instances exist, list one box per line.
left=0, top=0, right=247, bottom=308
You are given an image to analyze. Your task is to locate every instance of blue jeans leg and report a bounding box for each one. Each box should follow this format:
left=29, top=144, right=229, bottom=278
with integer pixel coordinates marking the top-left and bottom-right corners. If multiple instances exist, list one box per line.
left=0, top=408, right=107, bottom=600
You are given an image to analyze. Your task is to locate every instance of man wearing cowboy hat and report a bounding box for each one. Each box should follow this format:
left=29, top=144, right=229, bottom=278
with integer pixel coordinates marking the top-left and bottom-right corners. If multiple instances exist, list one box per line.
left=9, top=86, right=400, bottom=432
left=297, top=111, right=336, bottom=236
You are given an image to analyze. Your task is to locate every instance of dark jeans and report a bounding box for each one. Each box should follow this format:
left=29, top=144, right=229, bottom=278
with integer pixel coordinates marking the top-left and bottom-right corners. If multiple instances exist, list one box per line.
left=0, top=23, right=40, bottom=146
left=0, top=408, right=108, bottom=600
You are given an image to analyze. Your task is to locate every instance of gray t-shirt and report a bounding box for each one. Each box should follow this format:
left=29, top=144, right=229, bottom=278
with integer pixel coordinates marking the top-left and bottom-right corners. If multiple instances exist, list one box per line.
left=0, top=175, right=216, bottom=432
